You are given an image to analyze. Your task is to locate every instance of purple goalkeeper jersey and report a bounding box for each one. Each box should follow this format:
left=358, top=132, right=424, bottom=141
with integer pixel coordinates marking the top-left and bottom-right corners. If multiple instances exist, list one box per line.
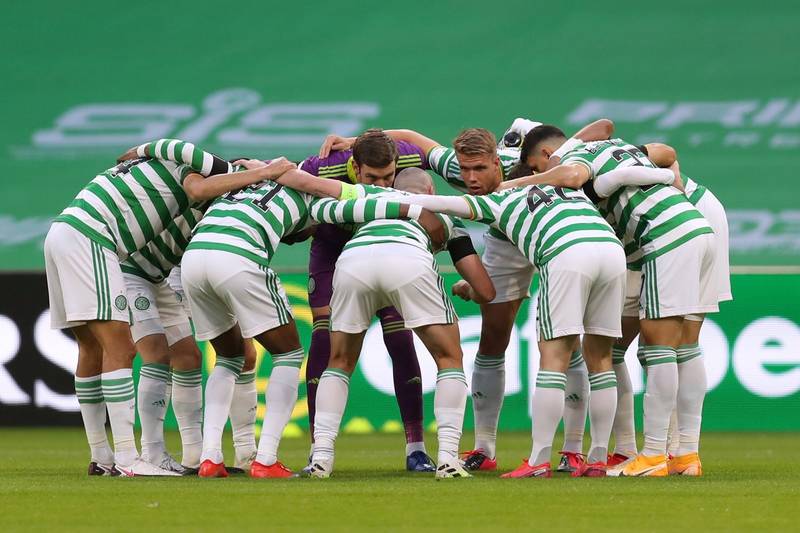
left=301, top=141, right=428, bottom=306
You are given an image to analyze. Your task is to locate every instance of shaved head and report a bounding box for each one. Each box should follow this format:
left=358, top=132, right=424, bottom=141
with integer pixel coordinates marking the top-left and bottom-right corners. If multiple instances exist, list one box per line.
left=393, top=167, right=434, bottom=194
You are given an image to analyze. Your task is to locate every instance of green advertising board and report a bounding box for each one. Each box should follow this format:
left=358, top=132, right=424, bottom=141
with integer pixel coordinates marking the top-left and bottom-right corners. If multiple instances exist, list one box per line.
left=139, top=272, right=799, bottom=435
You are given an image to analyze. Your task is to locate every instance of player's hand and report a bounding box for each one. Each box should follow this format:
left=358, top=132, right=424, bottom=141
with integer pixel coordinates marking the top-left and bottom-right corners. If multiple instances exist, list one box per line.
left=262, top=157, right=297, bottom=179
left=116, top=146, right=140, bottom=163
left=451, top=280, right=474, bottom=302
left=233, top=158, right=267, bottom=170
left=416, top=208, right=446, bottom=250
left=319, top=134, right=356, bottom=158
left=669, top=161, right=685, bottom=193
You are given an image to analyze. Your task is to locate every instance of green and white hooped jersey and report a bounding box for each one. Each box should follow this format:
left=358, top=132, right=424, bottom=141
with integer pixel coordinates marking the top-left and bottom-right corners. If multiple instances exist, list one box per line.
left=341, top=184, right=470, bottom=255
left=463, top=185, right=620, bottom=268
left=683, top=174, right=707, bottom=206
left=187, top=181, right=406, bottom=267
left=560, top=138, right=713, bottom=269
left=427, top=145, right=520, bottom=194
left=121, top=205, right=205, bottom=283
left=54, top=139, right=230, bottom=261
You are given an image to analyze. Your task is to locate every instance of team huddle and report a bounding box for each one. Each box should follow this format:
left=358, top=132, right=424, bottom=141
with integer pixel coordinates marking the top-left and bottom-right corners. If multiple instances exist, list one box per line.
left=44, top=115, right=731, bottom=479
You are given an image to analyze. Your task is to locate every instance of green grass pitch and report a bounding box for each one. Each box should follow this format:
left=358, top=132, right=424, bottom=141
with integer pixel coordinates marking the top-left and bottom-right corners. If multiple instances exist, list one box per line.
left=0, top=429, right=797, bottom=532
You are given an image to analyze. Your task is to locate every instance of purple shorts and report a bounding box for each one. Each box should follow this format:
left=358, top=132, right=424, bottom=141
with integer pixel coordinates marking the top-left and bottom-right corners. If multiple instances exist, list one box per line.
left=308, top=226, right=349, bottom=308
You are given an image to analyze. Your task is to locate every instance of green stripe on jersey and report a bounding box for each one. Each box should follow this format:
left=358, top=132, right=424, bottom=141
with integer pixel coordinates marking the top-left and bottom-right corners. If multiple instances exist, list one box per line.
left=55, top=145, right=214, bottom=259
left=560, top=139, right=712, bottom=265
left=189, top=181, right=409, bottom=266
left=464, top=185, right=619, bottom=268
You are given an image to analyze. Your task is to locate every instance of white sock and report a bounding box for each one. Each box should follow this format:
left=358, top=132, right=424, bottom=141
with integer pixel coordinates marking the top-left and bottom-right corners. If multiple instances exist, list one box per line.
left=201, top=355, right=244, bottom=464
left=405, top=442, right=427, bottom=456
left=587, top=371, right=617, bottom=463
left=101, top=368, right=137, bottom=467
left=165, top=369, right=173, bottom=413
left=256, top=348, right=303, bottom=465
left=667, top=408, right=679, bottom=456
left=137, top=363, right=169, bottom=460
left=171, top=368, right=203, bottom=468
left=471, top=353, right=504, bottom=458
left=640, top=346, right=678, bottom=457
left=75, top=375, right=114, bottom=465
left=562, top=350, right=588, bottom=454
left=231, top=370, right=257, bottom=465
left=528, top=371, right=566, bottom=467
left=434, top=369, right=468, bottom=465
left=676, top=344, right=706, bottom=456
left=612, top=345, right=637, bottom=456
left=312, top=368, right=350, bottom=464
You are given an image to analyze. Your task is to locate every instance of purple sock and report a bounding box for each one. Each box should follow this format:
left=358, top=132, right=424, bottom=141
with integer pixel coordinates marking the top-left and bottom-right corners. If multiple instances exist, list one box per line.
left=306, top=315, right=331, bottom=440
left=377, top=307, right=424, bottom=445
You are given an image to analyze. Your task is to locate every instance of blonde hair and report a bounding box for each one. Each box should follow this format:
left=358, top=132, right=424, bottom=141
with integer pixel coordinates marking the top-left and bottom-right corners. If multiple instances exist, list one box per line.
left=453, top=128, right=497, bottom=157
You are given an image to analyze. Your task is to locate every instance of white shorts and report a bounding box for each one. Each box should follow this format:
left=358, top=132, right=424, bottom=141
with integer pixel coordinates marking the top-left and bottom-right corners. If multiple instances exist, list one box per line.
left=693, top=190, right=732, bottom=304
left=330, top=243, right=456, bottom=333
left=44, top=222, right=129, bottom=330
left=536, top=241, right=626, bottom=341
left=166, top=266, right=192, bottom=317
left=622, top=269, right=642, bottom=318
left=482, top=232, right=536, bottom=304
left=125, top=274, right=192, bottom=345
left=640, top=233, right=718, bottom=320
left=180, top=249, right=293, bottom=341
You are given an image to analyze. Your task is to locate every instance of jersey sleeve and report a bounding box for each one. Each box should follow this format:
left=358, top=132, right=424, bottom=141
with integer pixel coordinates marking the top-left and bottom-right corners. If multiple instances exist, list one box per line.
left=308, top=196, right=403, bottom=224
left=560, top=149, right=596, bottom=179
left=427, top=145, right=468, bottom=191
left=396, top=140, right=429, bottom=170
left=137, top=139, right=232, bottom=176
left=462, top=193, right=501, bottom=224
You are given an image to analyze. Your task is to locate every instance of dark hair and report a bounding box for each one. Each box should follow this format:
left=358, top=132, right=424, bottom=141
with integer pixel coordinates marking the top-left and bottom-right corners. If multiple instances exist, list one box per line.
left=519, top=125, right=566, bottom=163
left=507, top=161, right=532, bottom=179
left=352, top=129, right=398, bottom=167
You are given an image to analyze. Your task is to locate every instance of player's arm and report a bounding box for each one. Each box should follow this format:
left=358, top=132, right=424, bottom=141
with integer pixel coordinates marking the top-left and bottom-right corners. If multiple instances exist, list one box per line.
left=639, top=143, right=677, bottom=168
left=182, top=158, right=296, bottom=202
left=448, top=238, right=496, bottom=304
left=590, top=166, right=678, bottom=198
left=119, top=139, right=233, bottom=176
left=496, top=163, right=591, bottom=191
left=546, top=119, right=614, bottom=170
left=397, top=194, right=474, bottom=219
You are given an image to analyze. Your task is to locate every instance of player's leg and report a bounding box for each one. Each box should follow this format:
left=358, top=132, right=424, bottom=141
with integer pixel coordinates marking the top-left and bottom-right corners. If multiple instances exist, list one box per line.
left=230, top=339, right=258, bottom=472
left=381, top=245, right=469, bottom=479
left=44, top=223, right=115, bottom=474
left=466, top=234, right=535, bottom=470
left=180, top=250, right=242, bottom=477
left=668, top=315, right=706, bottom=476
left=163, top=267, right=205, bottom=471
left=127, top=277, right=178, bottom=470
left=309, top=330, right=365, bottom=477
left=609, top=304, right=641, bottom=466
left=558, top=336, right=590, bottom=473
left=220, top=265, right=301, bottom=478
left=501, top=335, right=573, bottom=478
left=308, top=249, right=379, bottom=477
left=625, top=234, right=717, bottom=477
left=408, top=322, right=470, bottom=479
left=168, top=335, right=203, bottom=471
left=133, top=333, right=172, bottom=464
left=375, top=306, right=432, bottom=472
left=305, top=243, right=338, bottom=446
left=71, top=325, right=116, bottom=474
left=577, top=242, right=626, bottom=477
